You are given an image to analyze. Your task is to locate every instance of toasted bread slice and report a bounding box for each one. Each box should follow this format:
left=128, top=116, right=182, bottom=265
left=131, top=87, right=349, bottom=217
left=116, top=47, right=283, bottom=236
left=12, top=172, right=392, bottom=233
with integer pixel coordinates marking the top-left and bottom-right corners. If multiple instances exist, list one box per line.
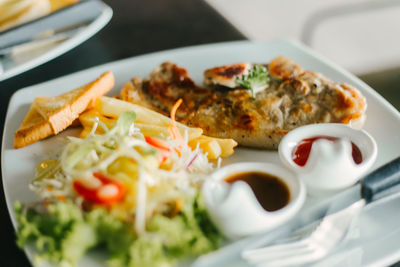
left=14, top=71, right=114, bottom=148
left=14, top=98, right=53, bottom=149
left=34, top=71, right=114, bottom=134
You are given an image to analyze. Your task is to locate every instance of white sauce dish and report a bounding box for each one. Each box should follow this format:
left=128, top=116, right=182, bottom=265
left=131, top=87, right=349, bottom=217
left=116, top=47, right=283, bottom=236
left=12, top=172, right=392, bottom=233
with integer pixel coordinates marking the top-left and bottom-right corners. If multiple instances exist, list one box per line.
left=279, top=123, right=377, bottom=195
left=202, top=162, right=306, bottom=239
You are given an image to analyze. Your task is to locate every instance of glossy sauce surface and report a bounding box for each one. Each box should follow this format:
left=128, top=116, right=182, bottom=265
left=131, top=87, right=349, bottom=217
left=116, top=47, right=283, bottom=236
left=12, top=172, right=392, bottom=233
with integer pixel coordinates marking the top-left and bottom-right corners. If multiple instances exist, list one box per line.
left=292, top=136, right=363, bottom=167
left=225, top=172, right=290, bottom=211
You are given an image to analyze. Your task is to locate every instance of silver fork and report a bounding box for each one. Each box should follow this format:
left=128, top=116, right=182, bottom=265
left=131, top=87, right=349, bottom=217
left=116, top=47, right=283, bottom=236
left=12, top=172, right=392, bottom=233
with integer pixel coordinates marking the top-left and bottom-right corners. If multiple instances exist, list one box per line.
left=242, top=199, right=365, bottom=267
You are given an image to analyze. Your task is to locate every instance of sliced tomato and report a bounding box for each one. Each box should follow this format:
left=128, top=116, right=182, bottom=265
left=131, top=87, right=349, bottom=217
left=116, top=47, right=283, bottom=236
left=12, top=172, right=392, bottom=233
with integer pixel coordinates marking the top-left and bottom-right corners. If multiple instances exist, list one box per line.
left=92, top=173, right=125, bottom=204
left=73, top=180, right=99, bottom=203
left=73, top=173, right=125, bottom=205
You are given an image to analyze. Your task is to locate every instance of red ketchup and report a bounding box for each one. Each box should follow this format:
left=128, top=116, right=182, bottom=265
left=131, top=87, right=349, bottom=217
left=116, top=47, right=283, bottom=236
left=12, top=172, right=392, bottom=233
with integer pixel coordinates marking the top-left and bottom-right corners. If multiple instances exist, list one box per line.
left=292, top=136, right=363, bottom=167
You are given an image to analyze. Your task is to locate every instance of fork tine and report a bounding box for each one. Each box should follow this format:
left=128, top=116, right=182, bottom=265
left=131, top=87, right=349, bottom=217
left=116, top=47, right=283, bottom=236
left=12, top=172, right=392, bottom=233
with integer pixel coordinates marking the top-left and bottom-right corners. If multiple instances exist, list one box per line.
left=254, top=250, right=325, bottom=267
left=246, top=248, right=316, bottom=265
left=243, top=226, right=338, bottom=266
left=243, top=240, right=314, bottom=263
left=243, top=200, right=366, bottom=266
left=243, top=239, right=309, bottom=258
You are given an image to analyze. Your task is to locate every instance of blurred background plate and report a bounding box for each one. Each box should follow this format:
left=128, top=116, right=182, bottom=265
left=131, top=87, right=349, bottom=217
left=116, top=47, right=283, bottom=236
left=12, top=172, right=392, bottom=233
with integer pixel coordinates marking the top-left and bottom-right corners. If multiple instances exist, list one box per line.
left=0, top=0, right=112, bottom=82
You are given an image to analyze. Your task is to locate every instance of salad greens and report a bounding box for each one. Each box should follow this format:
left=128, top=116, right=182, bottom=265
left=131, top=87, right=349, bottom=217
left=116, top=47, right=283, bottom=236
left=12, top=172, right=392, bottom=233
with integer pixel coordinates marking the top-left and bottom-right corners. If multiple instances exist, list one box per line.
left=15, top=201, right=98, bottom=266
left=15, top=110, right=223, bottom=266
left=15, top=194, right=221, bottom=267
left=235, top=65, right=270, bottom=98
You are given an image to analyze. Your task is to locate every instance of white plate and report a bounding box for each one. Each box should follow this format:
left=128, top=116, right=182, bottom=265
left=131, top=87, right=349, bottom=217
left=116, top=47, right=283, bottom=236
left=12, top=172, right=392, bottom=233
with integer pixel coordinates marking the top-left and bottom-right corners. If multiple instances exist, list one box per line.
left=3, top=40, right=400, bottom=267
left=0, top=2, right=112, bottom=82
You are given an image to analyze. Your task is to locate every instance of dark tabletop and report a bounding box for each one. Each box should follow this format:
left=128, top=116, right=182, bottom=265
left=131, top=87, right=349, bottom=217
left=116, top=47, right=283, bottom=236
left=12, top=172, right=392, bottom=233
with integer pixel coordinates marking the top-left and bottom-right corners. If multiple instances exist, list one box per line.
left=0, top=0, right=245, bottom=265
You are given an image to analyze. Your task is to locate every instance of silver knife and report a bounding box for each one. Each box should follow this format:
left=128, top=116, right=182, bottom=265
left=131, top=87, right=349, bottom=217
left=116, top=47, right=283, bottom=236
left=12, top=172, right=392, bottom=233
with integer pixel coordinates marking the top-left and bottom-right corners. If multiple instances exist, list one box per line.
left=192, top=156, right=400, bottom=267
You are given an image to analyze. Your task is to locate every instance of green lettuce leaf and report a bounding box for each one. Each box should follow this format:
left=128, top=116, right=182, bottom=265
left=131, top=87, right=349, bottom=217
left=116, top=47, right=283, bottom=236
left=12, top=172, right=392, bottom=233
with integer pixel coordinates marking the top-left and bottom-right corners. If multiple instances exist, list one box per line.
left=14, top=192, right=222, bottom=267
left=109, top=111, right=137, bottom=136
left=15, top=201, right=97, bottom=266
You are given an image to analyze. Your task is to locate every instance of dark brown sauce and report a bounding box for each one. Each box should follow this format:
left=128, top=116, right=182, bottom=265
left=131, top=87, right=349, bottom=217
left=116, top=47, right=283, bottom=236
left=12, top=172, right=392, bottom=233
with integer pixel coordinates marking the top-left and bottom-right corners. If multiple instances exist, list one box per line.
left=225, top=172, right=290, bottom=212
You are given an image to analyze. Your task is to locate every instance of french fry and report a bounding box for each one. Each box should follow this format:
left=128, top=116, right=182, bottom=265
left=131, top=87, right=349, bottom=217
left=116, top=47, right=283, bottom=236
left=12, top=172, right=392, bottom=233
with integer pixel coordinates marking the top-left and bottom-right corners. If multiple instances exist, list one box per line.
left=189, top=137, right=221, bottom=160
left=189, top=135, right=237, bottom=158
left=83, top=96, right=237, bottom=159
left=79, top=109, right=116, bottom=129
left=94, top=96, right=203, bottom=139
left=134, top=123, right=169, bottom=137
left=79, top=109, right=116, bottom=138
left=215, top=138, right=238, bottom=157
left=79, top=108, right=203, bottom=140
left=79, top=126, right=93, bottom=138
left=96, top=96, right=171, bottom=124
left=206, top=141, right=222, bottom=159
left=134, top=123, right=201, bottom=140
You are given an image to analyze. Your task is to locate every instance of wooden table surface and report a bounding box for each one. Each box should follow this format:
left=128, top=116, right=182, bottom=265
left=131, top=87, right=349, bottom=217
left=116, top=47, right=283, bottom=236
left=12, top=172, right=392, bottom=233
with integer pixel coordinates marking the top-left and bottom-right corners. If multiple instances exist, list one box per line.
left=0, top=1, right=245, bottom=265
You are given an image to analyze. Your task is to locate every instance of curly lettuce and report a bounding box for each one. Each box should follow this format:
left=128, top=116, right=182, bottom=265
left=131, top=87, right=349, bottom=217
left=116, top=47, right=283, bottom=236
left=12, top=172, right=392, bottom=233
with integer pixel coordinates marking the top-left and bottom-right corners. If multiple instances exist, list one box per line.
left=14, top=193, right=221, bottom=267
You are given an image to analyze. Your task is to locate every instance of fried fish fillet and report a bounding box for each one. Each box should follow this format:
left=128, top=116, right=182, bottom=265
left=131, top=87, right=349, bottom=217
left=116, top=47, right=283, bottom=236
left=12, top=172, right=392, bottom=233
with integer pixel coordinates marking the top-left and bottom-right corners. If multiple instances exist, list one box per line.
left=121, top=57, right=366, bottom=149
